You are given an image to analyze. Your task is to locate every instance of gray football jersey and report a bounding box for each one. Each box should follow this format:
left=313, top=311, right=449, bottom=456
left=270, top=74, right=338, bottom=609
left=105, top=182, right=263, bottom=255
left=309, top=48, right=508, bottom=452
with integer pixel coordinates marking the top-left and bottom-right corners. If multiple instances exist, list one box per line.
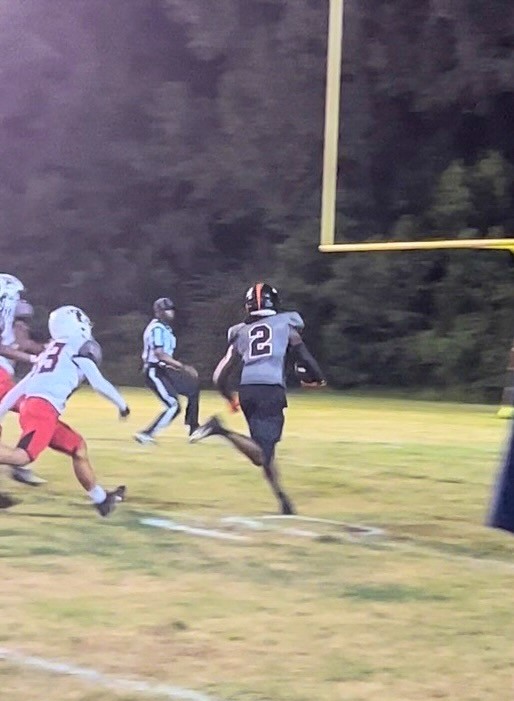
left=228, top=311, right=304, bottom=387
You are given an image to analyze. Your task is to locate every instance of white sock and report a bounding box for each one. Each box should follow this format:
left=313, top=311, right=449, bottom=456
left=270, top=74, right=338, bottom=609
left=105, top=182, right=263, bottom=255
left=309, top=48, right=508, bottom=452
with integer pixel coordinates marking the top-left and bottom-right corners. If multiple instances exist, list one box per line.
left=88, top=485, right=107, bottom=504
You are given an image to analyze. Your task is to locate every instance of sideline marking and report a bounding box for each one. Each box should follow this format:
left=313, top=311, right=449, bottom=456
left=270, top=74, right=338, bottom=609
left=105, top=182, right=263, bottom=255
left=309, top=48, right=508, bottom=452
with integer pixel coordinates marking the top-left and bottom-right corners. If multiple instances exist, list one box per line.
left=0, top=647, right=219, bottom=701
left=140, top=517, right=250, bottom=541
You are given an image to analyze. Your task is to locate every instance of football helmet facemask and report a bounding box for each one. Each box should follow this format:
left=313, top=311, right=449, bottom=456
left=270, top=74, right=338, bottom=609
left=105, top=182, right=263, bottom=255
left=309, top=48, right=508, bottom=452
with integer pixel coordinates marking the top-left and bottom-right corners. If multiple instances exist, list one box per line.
left=78, top=338, right=102, bottom=365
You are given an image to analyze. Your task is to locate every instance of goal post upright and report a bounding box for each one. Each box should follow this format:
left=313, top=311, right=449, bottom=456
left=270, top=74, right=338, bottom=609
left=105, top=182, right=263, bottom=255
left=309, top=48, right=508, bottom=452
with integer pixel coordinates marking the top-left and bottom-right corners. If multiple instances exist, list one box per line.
left=319, top=0, right=514, bottom=254
left=320, top=0, right=344, bottom=250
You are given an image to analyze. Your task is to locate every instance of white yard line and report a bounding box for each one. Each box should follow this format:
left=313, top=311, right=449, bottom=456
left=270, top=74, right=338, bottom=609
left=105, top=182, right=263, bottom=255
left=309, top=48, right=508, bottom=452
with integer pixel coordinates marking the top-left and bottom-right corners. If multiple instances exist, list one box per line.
left=140, top=513, right=514, bottom=574
left=140, top=517, right=250, bottom=541
left=0, top=647, right=220, bottom=701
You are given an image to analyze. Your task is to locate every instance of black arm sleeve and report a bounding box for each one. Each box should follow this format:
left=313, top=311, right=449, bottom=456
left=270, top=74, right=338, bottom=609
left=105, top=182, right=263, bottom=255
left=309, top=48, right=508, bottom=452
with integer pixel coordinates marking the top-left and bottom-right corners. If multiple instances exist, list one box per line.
left=289, top=341, right=325, bottom=383
left=213, top=345, right=243, bottom=400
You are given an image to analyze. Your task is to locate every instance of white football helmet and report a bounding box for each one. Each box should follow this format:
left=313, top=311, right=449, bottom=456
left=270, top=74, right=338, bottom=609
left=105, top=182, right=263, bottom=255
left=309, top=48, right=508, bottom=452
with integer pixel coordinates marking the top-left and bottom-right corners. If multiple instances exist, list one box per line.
left=48, top=305, right=93, bottom=342
left=0, top=274, right=24, bottom=301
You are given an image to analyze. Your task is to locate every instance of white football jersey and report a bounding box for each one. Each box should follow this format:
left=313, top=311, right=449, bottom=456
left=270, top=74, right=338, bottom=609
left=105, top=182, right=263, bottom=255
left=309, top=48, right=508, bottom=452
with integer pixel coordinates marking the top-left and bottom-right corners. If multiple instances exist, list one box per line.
left=0, top=297, right=18, bottom=375
left=0, top=337, right=127, bottom=416
left=24, top=338, right=86, bottom=412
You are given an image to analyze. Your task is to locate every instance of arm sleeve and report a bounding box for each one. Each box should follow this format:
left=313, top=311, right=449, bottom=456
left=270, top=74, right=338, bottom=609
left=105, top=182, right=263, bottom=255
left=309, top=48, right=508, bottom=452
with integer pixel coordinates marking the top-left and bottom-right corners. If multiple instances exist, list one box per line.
left=213, top=344, right=243, bottom=400
left=288, top=329, right=325, bottom=383
left=74, top=357, right=128, bottom=411
left=0, top=374, right=33, bottom=420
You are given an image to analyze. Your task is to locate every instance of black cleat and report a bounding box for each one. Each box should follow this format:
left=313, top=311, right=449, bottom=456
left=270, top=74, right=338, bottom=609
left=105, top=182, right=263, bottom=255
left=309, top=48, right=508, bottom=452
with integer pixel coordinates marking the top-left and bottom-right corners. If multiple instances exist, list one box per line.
left=95, top=485, right=126, bottom=517
left=280, top=494, right=296, bottom=516
left=11, top=467, right=47, bottom=486
left=0, top=492, right=19, bottom=509
left=189, top=416, right=224, bottom=443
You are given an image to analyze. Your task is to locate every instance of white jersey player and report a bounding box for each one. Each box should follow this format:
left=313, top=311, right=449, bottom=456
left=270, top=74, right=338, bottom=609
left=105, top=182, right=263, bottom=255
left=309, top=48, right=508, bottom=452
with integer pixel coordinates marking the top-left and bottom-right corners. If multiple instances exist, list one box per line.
left=0, top=274, right=42, bottom=405
left=0, top=305, right=130, bottom=516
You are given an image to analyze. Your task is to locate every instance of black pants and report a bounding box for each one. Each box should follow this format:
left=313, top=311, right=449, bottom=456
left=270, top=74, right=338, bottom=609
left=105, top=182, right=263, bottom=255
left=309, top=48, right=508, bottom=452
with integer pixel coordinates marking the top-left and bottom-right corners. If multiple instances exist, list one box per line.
left=238, top=384, right=287, bottom=465
left=144, top=365, right=200, bottom=433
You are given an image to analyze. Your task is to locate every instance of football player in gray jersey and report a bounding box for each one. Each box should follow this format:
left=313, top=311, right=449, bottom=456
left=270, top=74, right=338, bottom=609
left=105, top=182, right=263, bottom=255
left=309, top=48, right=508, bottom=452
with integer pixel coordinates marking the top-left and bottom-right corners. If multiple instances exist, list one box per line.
left=190, top=283, right=325, bottom=515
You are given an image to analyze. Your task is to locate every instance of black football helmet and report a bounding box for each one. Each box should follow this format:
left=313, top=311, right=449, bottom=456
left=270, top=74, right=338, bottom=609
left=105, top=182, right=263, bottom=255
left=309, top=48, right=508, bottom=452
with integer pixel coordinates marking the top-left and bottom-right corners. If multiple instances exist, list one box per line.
left=245, top=283, right=279, bottom=313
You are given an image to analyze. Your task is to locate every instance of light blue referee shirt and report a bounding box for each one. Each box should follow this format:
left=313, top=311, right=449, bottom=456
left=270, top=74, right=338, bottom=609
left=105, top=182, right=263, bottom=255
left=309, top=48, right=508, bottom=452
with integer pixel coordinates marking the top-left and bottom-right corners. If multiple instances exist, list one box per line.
left=142, top=319, right=176, bottom=366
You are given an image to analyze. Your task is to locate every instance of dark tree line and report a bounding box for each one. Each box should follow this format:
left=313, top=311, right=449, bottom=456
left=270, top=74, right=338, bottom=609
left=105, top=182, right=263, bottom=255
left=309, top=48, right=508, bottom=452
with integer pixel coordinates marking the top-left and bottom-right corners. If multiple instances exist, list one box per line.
left=0, top=0, right=513, bottom=398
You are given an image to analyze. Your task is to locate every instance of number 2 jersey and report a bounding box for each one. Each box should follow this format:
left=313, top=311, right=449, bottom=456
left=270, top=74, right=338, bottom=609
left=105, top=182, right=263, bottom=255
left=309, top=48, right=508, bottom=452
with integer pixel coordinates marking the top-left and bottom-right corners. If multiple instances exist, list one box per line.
left=0, top=337, right=127, bottom=417
left=213, top=311, right=303, bottom=390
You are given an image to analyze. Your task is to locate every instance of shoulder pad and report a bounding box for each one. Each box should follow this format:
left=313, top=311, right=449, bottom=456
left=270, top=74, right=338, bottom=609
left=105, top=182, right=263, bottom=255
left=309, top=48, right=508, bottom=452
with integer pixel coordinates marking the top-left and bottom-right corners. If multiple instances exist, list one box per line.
left=284, top=311, right=304, bottom=330
left=227, top=323, right=245, bottom=344
left=78, top=338, right=102, bottom=366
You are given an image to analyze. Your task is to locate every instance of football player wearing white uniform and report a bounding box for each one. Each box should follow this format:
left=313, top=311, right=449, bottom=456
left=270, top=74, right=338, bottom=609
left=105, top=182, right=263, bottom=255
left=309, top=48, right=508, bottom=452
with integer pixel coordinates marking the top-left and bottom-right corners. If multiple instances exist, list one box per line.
left=0, top=306, right=129, bottom=516
left=0, top=275, right=42, bottom=406
left=190, top=283, right=325, bottom=515
left=134, top=297, right=200, bottom=444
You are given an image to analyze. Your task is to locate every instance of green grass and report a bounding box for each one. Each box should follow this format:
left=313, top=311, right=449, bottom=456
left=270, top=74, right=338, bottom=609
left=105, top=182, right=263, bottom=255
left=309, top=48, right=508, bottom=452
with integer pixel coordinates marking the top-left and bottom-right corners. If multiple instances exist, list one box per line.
left=0, top=388, right=512, bottom=701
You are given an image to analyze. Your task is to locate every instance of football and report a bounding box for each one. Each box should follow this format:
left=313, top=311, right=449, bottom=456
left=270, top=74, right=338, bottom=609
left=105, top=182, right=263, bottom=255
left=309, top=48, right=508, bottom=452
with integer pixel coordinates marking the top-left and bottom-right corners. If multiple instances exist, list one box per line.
left=293, top=361, right=317, bottom=384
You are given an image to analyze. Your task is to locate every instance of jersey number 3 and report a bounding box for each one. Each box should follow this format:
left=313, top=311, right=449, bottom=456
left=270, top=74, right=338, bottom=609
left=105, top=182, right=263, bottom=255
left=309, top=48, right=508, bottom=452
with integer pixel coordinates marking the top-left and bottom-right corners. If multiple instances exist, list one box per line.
left=249, top=324, right=273, bottom=358
left=39, top=342, right=65, bottom=374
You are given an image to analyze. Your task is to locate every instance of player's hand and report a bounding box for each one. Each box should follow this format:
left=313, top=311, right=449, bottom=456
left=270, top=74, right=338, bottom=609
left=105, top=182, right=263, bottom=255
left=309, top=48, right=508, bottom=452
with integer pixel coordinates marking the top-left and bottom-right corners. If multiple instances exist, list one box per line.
left=301, top=379, right=327, bottom=389
left=119, top=406, right=131, bottom=419
left=227, top=393, right=240, bottom=413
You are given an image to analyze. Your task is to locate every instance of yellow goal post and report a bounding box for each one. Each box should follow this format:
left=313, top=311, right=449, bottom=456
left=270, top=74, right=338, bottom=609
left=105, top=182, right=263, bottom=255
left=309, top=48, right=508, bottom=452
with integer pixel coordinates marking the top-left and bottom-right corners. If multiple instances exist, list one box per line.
left=319, top=0, right=514, bottom=255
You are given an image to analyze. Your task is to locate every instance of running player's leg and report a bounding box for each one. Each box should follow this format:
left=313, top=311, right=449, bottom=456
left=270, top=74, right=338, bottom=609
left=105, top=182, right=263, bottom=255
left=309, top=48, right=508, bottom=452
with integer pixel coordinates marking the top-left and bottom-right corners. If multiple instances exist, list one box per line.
left=50, top=421, right=125, bottom=517
left=135, top=366, right=180, bottom=443
left=259, top=446, right=295, bottom=516
left=242, top=386, right=294, bottom=514
left=190, top=415, right=264, bottom=465
left=171, top=368, right=201, bottom=434
left=0, top=396, right=58, bottom=470
left=0, top=372, right=47, bottom=484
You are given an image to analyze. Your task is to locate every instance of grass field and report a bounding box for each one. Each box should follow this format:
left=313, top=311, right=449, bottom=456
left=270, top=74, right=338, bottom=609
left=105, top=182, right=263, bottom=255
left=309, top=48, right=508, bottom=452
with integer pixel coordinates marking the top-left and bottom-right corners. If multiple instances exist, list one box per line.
left=0, top=388, right=513, bottom=701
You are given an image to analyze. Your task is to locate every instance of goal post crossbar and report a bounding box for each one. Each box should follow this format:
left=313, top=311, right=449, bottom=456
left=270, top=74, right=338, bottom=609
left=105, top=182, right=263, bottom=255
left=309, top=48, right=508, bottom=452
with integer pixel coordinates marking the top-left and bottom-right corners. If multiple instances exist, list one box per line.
left=319, top=239, right=514, bottom=254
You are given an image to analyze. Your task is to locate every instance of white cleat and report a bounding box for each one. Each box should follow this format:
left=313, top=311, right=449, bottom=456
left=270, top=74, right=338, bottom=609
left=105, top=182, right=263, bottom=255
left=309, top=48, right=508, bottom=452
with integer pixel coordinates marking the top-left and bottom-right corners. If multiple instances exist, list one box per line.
left=11, top=467, right=47, bottom=486
left=134, top=432, right=156, bottom=445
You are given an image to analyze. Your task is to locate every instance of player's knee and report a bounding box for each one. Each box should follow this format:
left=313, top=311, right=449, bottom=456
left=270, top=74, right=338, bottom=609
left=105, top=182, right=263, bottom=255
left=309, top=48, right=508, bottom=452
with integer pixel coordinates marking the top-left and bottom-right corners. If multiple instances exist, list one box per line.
left=74, top=439, right=88, bottom=459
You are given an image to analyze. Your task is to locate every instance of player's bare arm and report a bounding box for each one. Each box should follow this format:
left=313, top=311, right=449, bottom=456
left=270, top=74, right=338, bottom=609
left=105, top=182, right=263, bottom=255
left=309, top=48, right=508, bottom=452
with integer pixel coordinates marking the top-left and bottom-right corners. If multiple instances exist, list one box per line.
left=13, top=320, right=46, bottom=355
left=0, top=343, right=38, bottom=366
left=76, top=356, right=130, bottom=418
left=213, top=344, right=242, bottom=410
left=288, top=329, right=326, bottom=386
